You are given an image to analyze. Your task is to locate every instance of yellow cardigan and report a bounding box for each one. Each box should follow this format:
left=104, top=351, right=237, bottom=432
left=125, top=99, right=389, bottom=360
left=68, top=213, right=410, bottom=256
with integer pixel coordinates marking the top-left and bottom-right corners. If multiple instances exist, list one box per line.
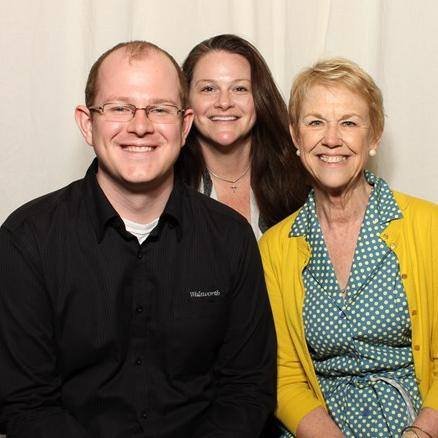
left=259, top=191, right=438, bottom=433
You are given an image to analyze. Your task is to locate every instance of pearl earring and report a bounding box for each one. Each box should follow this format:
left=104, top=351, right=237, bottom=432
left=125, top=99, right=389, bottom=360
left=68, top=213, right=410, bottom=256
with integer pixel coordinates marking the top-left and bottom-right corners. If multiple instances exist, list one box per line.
left=296, top=149, right=301, bottom=157
left=369, top=149, right=377, bottom=157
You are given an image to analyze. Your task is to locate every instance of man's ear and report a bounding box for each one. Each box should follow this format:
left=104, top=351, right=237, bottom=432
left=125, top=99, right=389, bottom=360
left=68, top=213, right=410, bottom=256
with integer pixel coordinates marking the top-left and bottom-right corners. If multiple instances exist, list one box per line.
left=180, top=108, right=194, bottom=147
left=75, top=105, right=94, bottom=147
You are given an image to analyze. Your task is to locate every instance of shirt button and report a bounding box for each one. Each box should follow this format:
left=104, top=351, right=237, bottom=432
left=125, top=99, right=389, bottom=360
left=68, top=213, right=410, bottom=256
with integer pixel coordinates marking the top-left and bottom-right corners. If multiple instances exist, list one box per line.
left=401, top=273, right=408, bottom=279
left=390, top=243, right=396, bottom=249
left=136, top=305, right=144, bottom=313
left=137, top=251, right=143, bottom=259
left=141, top=411, right=147, bottom=419
left=135, top=357, right=143, bottom=366
left=382, top=233, right=389, bottom=240
left=414, top=345, right=420, bottom=351
left=412, top=310, right=417, bottom=316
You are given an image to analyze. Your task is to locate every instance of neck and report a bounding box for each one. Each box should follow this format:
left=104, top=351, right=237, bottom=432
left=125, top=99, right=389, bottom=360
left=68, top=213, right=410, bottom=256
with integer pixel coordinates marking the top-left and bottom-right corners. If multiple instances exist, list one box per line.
left=314, top=176, right=371, bottom=227
left=199, top=136, right=252, bottom=178
left=96, top=171, right=173, bottom=224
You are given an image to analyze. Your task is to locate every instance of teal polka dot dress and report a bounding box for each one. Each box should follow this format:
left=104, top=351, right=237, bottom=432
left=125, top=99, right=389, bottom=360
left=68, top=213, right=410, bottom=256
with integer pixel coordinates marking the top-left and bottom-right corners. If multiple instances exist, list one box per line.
left=290, top=171, right=421, bottom=437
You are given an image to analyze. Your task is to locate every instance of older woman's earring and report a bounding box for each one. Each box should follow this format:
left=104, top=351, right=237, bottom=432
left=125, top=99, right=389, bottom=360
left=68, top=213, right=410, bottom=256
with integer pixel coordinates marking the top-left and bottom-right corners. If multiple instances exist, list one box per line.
left=369, top=149, right=377, bottom=157
left=296, top=149, right=301, bottom=157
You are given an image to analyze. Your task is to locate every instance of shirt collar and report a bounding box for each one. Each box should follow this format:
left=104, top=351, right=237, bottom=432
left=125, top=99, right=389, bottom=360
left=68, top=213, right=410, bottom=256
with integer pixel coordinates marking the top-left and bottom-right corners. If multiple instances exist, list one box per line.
left=289, top=191, right=317, bottom=238
left=364, top=170, right=402, bottom=225
left=289, top=170, right=402, bottom=238
left=157, top=181, right=184, bottom=241
left=84, top=159, right=184, bottom=243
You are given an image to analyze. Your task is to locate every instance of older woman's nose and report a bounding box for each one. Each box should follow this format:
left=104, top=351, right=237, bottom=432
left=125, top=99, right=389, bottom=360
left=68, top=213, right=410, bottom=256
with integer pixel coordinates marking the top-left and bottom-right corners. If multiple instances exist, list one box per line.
left=323, top=123, right=342, bottom=147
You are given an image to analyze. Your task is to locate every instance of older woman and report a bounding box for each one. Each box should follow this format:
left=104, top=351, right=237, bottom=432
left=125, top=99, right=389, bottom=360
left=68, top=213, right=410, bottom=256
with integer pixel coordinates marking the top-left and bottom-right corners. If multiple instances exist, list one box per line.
left=176, top=34, right=308, bottom=239
left=259, top=58, right=438, bottom=437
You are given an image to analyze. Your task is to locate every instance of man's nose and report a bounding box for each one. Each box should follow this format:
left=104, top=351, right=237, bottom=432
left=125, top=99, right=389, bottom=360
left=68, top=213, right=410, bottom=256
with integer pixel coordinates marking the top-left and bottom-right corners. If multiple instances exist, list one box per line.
left=127, top=108, right=155, bottom=136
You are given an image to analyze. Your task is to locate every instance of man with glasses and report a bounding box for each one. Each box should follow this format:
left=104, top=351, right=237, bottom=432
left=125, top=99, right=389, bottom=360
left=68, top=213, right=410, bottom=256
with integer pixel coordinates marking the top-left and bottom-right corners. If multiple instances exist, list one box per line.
left=0, top=41, right=275, bottom=438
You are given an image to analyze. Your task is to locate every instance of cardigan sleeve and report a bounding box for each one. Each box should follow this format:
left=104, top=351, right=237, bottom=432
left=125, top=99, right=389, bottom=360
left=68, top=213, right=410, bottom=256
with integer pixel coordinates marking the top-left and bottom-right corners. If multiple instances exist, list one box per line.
left=259, top=231, right=324, bottom=433
left=419, top=200, right=438, bottom=410
left=392, top=193, right=438, bottom=411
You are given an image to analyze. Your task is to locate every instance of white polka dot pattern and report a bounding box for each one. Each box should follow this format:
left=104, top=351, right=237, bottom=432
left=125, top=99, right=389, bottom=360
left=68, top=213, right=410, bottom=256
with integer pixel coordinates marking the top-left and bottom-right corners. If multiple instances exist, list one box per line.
left=291, top=171, right=422, bottom=437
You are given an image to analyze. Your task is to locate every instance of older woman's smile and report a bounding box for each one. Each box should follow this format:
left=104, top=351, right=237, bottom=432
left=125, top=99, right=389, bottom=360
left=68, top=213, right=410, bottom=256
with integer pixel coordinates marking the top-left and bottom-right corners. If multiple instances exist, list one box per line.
left=293, top=84, right=379, bottom=196
left=318, top=154, right=347, bottom=163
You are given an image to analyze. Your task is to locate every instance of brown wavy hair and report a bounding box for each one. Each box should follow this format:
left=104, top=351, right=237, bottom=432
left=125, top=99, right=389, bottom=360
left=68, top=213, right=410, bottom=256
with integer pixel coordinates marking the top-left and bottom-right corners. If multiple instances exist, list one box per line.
left=175, top=34, right=309, bottom=227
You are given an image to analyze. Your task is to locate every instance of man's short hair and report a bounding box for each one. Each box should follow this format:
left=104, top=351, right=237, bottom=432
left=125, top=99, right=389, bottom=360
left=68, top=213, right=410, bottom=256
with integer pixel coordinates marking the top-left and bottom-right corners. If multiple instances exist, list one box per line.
left=85, top=41, right=188, bottom=109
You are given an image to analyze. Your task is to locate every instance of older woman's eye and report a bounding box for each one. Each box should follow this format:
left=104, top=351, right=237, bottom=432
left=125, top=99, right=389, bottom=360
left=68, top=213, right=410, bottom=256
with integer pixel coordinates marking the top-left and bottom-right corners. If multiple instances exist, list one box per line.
left=341, top=120, right=357, bottom=127
left=306, top=120, right=323, bottom=127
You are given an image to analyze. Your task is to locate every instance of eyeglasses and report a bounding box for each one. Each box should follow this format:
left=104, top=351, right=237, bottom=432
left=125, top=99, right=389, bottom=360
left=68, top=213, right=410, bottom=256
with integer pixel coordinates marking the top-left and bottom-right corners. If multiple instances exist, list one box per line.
left=88, top=102, right=185, bottom=124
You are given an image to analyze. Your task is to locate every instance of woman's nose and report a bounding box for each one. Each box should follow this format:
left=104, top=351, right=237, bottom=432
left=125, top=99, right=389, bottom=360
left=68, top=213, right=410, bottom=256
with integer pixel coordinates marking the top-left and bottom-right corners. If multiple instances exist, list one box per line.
left=322, top=123, right=342, bottom=147
left=215, top=90, right=233, bottom=109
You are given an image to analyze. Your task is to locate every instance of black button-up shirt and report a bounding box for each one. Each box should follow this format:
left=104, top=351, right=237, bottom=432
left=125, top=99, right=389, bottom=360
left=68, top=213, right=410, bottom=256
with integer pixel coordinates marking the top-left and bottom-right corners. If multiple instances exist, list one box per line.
left=0, top=161, right=276, bottom=438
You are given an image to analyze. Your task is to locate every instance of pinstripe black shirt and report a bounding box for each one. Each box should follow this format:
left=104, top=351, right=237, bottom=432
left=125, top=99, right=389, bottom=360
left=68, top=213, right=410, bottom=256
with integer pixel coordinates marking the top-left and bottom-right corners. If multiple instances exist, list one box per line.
left=0, top=160, right=275, bottom=438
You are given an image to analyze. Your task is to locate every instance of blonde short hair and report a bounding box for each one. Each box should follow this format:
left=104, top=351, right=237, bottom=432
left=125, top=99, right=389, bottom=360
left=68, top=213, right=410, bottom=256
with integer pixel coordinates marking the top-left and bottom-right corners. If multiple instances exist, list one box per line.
left=289, top=58, right=384, bottom=142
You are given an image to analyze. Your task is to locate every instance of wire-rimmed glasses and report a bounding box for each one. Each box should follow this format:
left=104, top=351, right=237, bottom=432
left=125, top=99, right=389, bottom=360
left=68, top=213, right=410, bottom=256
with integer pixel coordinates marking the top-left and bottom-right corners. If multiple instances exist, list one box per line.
left=88, top=102, right=185, bottom=124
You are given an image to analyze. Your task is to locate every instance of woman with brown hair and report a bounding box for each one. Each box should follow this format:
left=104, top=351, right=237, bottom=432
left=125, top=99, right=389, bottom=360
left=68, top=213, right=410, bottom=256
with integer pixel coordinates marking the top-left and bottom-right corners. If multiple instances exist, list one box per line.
left=176, top=34, right=308, bottom=238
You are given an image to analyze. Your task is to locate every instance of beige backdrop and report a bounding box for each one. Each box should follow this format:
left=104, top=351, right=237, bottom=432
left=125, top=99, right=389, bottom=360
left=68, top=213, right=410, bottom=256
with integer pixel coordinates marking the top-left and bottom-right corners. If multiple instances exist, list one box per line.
left=1, top=0, right=437, bottom=225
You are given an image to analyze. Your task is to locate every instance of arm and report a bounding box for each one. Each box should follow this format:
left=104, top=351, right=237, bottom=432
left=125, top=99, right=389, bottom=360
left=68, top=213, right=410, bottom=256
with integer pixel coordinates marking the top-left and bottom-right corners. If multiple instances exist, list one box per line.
left=0, top=226, right=91, bottom=438
left=296, top=407, right=343, bottom=437
left=401, top=408, right=438, bottom=438
left=259, top=232, right=341, bottom=435
left=403, top=206, right=438, bottom=438
left=192, top=227, right=276, bottom=438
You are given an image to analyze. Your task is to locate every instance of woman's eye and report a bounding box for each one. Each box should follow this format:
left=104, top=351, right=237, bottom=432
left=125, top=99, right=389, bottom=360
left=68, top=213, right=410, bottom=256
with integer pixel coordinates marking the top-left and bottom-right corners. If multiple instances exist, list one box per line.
left=307, top=120, right=323, bottom=127
left=200, top=85, right=215, bottom=93
left=341, top=120, right=357, bottom=127
left=234, top=86, right=249, bottom=92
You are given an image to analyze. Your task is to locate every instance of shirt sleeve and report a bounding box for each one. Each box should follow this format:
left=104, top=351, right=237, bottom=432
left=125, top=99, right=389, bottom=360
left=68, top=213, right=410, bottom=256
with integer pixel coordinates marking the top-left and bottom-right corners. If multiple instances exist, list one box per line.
left=259, top=230, right=324, bottom=433
left=192, top=224, right=277, bottom=437
left=0, top=225, right=91, bottom=438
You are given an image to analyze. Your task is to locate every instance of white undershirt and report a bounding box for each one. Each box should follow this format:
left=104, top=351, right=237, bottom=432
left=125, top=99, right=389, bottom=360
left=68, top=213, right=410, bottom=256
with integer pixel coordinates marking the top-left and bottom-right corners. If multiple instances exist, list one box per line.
left=122, top=217, right=160, bottom=244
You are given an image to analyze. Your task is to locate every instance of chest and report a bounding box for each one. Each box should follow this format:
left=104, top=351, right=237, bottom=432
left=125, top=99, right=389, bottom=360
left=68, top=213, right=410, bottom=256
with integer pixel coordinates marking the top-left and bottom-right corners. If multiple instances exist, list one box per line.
left=303, top=244, right=412, bottom=357
left=215, top=181, right=251, bottom=222
left=44, top=225, right=234, bottom=374
left=321, top=221, right=362, bottom=289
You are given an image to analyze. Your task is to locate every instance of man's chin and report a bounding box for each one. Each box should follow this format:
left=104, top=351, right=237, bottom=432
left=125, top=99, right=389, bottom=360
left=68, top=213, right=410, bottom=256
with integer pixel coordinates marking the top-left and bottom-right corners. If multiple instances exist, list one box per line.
left=121, top=172, right=174, bottom=194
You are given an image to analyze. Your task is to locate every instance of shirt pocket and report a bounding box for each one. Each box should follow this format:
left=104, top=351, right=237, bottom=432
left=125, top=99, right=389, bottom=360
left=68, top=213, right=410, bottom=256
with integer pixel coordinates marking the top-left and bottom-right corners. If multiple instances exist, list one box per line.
left=166, top=288, right=229, bottom=378
left=174, top=292, right=226, bottom=320
left=172, top=273, right=230, bottom=319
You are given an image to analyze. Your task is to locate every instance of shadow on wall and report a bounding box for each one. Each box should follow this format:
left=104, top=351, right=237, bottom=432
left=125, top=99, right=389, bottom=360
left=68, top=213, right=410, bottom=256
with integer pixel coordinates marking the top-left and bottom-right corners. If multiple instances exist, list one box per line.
left=367, top=131, right=394, bottom=182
